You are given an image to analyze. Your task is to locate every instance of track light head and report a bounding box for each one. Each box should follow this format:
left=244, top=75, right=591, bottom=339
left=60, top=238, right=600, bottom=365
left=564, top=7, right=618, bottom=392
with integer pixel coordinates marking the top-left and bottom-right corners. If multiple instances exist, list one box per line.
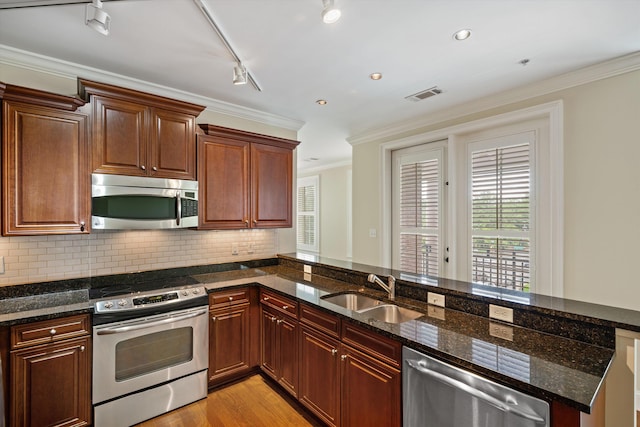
left=321, top=0, right=341, bottom=24
left=233, top=63, right=247, bottom=85
left=86, top=0, right=111, bottom=36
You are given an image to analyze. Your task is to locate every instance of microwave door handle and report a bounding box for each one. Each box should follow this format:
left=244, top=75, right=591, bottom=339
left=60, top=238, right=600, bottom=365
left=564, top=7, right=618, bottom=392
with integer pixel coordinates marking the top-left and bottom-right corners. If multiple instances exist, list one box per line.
left=405, top=359, right=546, bottom=424
left=176, top=190, right=182, bottom=226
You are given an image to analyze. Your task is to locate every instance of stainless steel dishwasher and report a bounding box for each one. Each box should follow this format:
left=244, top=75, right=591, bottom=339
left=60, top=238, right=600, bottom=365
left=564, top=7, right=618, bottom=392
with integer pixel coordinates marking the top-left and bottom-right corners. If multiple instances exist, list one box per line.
left=403, top=346, right=549, bottom=427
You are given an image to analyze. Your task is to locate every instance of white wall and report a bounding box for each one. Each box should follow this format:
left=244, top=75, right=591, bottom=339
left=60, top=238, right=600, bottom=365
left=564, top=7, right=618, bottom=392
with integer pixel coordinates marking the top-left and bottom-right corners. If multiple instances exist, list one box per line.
left=353, top=69, right=640, bottom=312
left=299, top=164, right=352, bottom=261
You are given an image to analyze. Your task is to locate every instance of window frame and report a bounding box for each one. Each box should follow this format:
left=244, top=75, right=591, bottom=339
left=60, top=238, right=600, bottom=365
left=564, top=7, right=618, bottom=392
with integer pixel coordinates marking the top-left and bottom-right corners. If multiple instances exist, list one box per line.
left=296, top=175, right=320, bottom=253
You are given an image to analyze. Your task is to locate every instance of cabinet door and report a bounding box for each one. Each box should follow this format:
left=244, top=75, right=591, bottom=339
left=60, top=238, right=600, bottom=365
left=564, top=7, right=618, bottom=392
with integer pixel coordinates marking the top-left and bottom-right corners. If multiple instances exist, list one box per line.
left=197, top=135, right=250, bottom=229
left=151, top=109, right=196, bottom=180
left=2, top=102, right=90, bottom=235
left=91, top=96, right=148, bottom=176
left=209, top=304, right=251, bottom=386
left=341, top=346, right=401, bottom=427
left=11, top=336, right=91, bottom=427
left=260, top=306, right=278, bottom=380
left=299, top=326, right=341, bottom=427
left=277, top=315, right=298, bottom=397
left=250, top=143, right=293, bottom=228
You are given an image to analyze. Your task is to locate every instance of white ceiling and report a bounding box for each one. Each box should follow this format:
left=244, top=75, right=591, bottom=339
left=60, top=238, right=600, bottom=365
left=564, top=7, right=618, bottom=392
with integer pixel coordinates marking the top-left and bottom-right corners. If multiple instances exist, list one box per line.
left=0, top=0, right=639, bottom=170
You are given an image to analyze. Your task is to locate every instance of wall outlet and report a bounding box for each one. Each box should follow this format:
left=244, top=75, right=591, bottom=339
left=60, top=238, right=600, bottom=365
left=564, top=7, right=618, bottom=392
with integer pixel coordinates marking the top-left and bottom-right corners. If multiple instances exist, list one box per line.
left=303, top=265, right=312, bottom=274
left=369, top=228, right=377, bottom=238
left=427, top=305, right=445, bottom=320
left=489, top=304, right=514, bottom=323
left=0, top=256, right=4, bottom=274
left=427, top=292, right=445, bottom=307
left=231, top=244, right=239, bottom=256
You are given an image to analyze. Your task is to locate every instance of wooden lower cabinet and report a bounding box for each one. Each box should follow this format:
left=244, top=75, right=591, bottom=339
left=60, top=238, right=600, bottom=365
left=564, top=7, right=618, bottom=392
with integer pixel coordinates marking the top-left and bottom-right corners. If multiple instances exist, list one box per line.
left=340, top=345, right=401, bottom=427
left=299, top=304, right=401, bottom=427
left=10, top=336, right=91, bottom=427
left=299, top=325, right=341, bottom=426
left=209, top=303, right=251, bottom=385
left=260, top=296, right=299, bottom=397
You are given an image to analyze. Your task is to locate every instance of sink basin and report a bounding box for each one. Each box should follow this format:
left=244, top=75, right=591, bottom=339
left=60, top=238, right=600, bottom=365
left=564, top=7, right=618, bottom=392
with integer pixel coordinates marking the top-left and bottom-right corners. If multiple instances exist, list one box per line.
left=322, top=292, right=383, bottom=311
left=358, top=304, right=423, bottom=324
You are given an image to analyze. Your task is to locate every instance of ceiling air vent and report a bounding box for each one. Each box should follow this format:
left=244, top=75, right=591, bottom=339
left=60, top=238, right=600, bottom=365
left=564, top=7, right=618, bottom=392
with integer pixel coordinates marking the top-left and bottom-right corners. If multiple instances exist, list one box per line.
left=405, top=86, right=442, bottom=102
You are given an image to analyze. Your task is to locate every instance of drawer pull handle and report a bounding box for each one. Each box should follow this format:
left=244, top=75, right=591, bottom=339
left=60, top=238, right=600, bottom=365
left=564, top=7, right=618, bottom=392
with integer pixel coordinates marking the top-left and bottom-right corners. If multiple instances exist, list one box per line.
left=331, top=349, right=338, bottom=356
left=270, top=316, right=277, bottom=322
left=80, top=346, right=85, bottom=352
left=49, top=328, right=56, bottom=335
left=282, top=305, right=288, bottom=310
left=277, top=319, right=283, bottom=325
left=264, top=297, right=270, bottom=301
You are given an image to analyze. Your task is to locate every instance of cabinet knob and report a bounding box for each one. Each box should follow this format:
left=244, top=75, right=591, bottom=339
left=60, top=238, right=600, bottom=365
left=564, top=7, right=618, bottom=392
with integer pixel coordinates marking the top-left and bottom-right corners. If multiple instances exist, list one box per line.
left=331, top=349, right=338, bottom=356
left=80, top=221, right=85, bottom=232
left=264, top=297, right=270, bottom=301
left=80, top=346, right=85, bottom=352
left=212, top=316, right=216, bottom=322
left=341, top=355, right=347, bottom=361
left=152, top=166, right=157, bottom=171
left=141, top=165, right=146, bottom=170
left=245, top=220, right=249, bottom=227
left=229, top=297, right=233, bottom=302
left=253, top=220, right=258, bottom=225
left=49, top=328, right=56, bottom=335
left=270, top=316, right=277, bottom=322
left=282, top=305, right=288, bottom=310
left=277, top=319, right=283, bottom=325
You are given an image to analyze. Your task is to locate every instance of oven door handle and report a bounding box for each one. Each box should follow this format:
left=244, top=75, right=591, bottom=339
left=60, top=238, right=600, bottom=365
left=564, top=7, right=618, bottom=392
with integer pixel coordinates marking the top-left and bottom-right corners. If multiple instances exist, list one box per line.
left=405, top=359, right=546, bottom=424
left=96, top=309, right=208, bottom=335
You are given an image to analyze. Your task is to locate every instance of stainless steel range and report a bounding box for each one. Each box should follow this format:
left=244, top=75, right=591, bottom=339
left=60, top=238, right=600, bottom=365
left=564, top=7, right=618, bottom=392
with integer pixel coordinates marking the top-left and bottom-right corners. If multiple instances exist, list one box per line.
left=91, top=283, right=209, bottom=426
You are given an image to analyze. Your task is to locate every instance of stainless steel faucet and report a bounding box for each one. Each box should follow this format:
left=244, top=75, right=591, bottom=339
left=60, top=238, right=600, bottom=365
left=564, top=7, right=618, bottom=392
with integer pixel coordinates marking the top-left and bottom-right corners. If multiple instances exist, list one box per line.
left=367, top=274, right=396, bottom=300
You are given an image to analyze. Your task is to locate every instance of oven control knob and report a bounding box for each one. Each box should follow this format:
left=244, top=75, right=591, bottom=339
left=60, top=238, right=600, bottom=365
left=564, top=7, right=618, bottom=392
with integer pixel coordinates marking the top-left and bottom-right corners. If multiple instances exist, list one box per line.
left=192, top=288, right=200, bottom=294
left=182, top=290, right=189, bottom=296
left=118, top=299, right=128, bottom=307
left=104, top=301, right=114, bottom=309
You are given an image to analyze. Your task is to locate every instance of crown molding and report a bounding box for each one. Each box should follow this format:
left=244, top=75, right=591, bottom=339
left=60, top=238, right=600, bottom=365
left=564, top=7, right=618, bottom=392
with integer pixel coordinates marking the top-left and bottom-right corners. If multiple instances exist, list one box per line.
left=298, top=159, right=352, bottom=174
left=348, top=51, right=640, bottom=146
left=0, top=44, right=305, bottom=131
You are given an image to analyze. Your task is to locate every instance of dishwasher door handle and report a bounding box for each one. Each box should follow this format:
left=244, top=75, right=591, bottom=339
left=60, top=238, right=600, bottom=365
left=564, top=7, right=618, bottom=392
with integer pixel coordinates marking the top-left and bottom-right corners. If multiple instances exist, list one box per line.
left=406, top=359, right=546, bottom=424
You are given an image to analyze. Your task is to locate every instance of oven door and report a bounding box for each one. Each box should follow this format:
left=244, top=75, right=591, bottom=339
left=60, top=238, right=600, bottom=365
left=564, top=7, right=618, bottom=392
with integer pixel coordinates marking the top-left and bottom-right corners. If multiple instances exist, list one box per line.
left=92, top=305, right=208, bottom=404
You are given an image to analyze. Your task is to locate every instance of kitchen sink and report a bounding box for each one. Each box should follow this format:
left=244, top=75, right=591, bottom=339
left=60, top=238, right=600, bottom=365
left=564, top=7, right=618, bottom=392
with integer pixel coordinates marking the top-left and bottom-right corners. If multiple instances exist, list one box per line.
left=322, top=292, right=383, bottom=311
left=358, top=304, right=423, bottom=324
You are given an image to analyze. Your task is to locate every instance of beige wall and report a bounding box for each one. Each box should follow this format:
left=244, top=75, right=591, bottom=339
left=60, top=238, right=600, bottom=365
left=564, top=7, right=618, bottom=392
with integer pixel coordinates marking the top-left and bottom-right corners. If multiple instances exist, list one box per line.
left=353, top=69, right=640, bottom=312
left=0, top=62, right=298, bottom=283
left=299, top=164, right=352, bottom=261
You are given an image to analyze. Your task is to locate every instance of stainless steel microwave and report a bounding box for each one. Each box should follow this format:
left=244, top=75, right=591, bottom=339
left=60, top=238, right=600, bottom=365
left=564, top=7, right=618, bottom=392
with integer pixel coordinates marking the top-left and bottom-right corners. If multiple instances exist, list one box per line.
left=91, top=174, right=198, bottom=230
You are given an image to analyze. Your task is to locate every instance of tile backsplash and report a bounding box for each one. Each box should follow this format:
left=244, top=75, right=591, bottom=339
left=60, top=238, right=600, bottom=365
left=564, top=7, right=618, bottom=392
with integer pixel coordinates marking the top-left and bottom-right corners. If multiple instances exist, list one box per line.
left=0, top=229, right=277, bottom=286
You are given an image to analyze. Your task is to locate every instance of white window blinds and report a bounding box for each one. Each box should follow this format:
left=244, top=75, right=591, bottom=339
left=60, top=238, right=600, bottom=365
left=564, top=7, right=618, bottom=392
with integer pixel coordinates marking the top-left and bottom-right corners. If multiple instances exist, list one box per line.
left=392, top=146, right=444, bottom=277
left=297, top=176, right=319, bottom=252
left=470, top=136, right=532, bottom=291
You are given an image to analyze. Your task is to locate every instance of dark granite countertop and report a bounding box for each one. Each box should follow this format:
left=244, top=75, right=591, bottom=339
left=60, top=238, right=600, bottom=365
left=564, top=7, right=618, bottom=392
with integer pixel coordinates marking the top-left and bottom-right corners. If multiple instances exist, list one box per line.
left=0, top=257, right=617, bottom=413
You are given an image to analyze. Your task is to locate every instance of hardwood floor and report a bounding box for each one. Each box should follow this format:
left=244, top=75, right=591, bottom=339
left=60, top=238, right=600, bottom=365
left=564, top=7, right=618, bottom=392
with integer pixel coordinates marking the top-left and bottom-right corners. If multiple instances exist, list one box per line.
left=136, top=374, right=324, bottom=427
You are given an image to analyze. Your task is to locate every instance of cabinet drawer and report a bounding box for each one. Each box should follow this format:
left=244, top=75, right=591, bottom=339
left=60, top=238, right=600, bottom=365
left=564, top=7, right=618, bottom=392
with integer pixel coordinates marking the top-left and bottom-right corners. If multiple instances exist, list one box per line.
left=11, top=314, right=90, bottom=350
left=209, top=288, right=250, bottom=308
left=300, top=303, right=340, bottom=338
left=260, top=290, right=297, bottom=318
left=341, top=322, right=402, bottom=368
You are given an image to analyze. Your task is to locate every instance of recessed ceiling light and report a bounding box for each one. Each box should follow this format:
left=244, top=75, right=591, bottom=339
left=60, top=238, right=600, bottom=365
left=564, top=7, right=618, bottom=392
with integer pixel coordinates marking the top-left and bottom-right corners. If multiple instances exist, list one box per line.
left=453, top=29, right=472, bottom=41
left=316, top=99, right=328, bottom=105
left=370, top=73, right=383, bottom=80
left=321, top=0, right=341, bottom=24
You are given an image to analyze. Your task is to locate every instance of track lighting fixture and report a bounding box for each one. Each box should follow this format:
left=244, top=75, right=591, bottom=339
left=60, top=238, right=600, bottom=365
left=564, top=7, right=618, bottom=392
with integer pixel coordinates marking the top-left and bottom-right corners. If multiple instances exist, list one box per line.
left=321, top=0, right=341, bottom=24
left=233, top=63, right=247, bottom=85
left=86, top=0, right=110, bottom=36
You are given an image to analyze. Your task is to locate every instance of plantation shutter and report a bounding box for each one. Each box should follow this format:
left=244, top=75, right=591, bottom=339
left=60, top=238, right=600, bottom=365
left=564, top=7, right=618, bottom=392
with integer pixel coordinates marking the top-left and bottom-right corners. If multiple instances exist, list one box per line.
left=297, top=176, right=318, bottom=252
left=393, top=145, right=444, bottom=277
left=470, top=135, right=532, bottom=290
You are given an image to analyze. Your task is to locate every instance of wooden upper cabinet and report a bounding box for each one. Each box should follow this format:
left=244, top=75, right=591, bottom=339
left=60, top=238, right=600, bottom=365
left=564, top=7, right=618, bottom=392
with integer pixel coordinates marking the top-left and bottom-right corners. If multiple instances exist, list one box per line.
left=0, top=83, right=90, bottom=236
left=78, top=79, right=204, bottom=180
left=197, top=124, right=299, bottom=229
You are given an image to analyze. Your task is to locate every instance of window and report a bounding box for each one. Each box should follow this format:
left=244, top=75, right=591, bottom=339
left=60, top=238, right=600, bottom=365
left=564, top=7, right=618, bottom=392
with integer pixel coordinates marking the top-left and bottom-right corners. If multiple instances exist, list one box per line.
left=392, top=144, right=445, bottom=277
left=297, top=176, right=319, bottom=252
left=469, top=133, right=533, bottom=291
